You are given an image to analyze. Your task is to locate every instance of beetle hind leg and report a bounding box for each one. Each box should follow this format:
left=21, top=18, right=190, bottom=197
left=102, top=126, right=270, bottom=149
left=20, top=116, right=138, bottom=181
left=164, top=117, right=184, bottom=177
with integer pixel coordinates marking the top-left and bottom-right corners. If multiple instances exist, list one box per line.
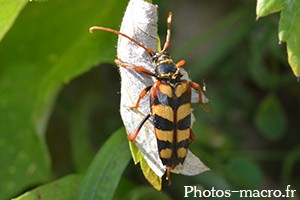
left=166, top=166, right=172, bottom=185
left=188, top=129, right=195, bottom=147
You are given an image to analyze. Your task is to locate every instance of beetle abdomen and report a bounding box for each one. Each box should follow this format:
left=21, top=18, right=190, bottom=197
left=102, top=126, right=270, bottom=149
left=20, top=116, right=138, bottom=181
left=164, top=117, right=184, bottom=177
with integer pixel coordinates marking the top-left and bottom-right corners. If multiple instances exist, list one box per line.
left=151, top=80, right=191, bottom=168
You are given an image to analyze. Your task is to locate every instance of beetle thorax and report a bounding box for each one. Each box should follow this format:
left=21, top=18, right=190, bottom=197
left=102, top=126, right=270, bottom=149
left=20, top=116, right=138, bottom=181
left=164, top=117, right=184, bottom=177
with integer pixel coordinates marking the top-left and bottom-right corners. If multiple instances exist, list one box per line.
left=153, top=51, right=182, bottom=81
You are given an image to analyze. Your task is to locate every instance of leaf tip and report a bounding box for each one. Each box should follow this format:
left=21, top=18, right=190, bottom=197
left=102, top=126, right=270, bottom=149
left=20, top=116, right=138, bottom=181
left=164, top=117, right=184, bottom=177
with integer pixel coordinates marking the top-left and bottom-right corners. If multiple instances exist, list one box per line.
left=255, top=16, right=260, bottom=21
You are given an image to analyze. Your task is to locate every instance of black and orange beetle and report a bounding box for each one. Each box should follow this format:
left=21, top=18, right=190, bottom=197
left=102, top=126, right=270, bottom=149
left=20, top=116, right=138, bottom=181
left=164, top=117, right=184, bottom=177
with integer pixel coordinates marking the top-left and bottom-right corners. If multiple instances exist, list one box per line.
left=90, top=12, right=213, bottom=183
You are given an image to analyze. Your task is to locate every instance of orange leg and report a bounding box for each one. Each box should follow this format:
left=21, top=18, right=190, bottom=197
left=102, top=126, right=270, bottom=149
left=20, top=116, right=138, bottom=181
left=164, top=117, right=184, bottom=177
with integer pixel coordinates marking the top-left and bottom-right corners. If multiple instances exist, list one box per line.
left=190, top=81, right=213, bottom=113
left=126, top=114, right=151, bottom=142
left=166, top=166, right=172, bottom=185
left=176, top=60, right=185, bottom=68
left=126, top=86, right=152, bottom=109
left=115, top=59, right=155, bottom=76
left=188, top=129, right=195, bottom=147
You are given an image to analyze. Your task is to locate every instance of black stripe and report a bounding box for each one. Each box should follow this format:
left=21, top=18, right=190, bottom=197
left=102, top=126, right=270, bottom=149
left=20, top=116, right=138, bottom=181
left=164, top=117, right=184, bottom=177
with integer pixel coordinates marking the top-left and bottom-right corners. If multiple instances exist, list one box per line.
left=178, top=157, right=186, bottom=164
left=153, top=93, right=173, bottom=106
left=160, top=158, right=172, bottom=166
left=174, top=81, right=191, bottom=109
left=154, top=114, right=174, bottom=131
left=175, top=93, right=190, bottom=109
left=177, top=113, right=191, bottom=130
left=176, top=139, right=189, bottom=149
left=160, top=158, right=181, bottom=168
left=157, top=140, right=173, bottom=151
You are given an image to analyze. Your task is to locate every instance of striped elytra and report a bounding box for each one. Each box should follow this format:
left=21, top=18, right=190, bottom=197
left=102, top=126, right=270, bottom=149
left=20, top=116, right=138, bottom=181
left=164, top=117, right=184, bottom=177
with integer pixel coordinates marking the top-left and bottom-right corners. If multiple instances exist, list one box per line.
left=151, top=80, right=191, bottom=168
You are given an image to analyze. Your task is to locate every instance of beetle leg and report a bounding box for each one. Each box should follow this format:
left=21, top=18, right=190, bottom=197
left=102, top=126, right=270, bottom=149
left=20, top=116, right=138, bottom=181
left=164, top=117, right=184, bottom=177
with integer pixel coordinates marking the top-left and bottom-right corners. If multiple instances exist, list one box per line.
left=126, top=86, right=152, bottom=109
left=126, top=114, right=151, bottom=142
left=190, top=82, right=213, bottom=113
left=188, top=129, right=195, bottom=147
left=175, top=60, right=185, bottom=68
left=166, top=166, right=172, bottom=185
left=115, top=59, right=155, bottom=76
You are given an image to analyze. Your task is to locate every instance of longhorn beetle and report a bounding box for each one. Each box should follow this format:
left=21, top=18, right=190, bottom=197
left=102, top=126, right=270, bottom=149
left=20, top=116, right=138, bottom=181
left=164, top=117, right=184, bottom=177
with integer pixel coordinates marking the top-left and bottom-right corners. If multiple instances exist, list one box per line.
left=90, top=12, right=213, bottom=184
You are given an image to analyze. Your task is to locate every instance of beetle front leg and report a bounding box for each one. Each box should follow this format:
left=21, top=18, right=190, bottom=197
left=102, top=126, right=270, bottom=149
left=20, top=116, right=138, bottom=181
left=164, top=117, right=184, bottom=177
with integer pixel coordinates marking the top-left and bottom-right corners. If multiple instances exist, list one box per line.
left=115, top=59, right=155, bottom=76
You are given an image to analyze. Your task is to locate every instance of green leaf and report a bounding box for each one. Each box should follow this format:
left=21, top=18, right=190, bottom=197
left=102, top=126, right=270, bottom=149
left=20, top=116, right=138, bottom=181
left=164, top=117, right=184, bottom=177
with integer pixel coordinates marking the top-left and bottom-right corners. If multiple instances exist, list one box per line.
left=70, top=95, right=95, bottom=173
left=256, top=0, right=300, bottom=79
left=129, top=140, right=162, bottom=191
left=76, top=127, right=131, bottom=200
left=129, top=140, right=143, bottom=164
left=0, top=0, right=27, bottom=41
left=124, top=186, right=171, bottom=200
left=0, top=0, right=128, bottom=199
left=228, top=158, right=262, bottom=189
left=140, top=156, right=162, bottom=191
left=254, top=94, right=288, bottom=141
left=12, top=174, right=83, bottom=200
left=256, top=0, right=286, bottom=17
left=14, top=128, right=130, bottom=200
left=279, top=2, right=300, bottom=79
left=282, top=145, right=300, bottom=184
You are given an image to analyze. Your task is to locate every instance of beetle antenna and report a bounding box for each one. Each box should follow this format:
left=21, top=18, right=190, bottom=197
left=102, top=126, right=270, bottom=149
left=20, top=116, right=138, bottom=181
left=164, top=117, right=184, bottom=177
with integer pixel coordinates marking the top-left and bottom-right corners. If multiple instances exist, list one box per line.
left=89, top=26, right=155, bottom=55
left=162, top=12, right=172, bottom=52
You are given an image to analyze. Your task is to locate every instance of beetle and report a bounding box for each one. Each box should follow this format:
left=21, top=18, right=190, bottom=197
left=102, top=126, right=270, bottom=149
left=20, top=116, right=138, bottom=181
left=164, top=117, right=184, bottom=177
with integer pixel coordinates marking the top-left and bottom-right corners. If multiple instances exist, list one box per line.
left=90, top=12, right=213, bottom=183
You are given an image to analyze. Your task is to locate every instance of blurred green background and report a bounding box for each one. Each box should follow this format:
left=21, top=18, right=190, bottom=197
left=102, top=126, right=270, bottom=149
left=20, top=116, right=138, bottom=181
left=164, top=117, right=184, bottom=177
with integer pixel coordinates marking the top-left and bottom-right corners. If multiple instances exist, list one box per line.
left=0, top=0, right=299, bottom=199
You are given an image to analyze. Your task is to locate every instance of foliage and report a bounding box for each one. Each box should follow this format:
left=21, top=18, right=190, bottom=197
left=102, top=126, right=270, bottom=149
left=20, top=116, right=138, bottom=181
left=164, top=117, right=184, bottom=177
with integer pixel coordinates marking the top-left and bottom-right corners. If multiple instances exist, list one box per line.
left=0, top=0, right=299, bottom=199
left=257, top=0, right=300, bottom=79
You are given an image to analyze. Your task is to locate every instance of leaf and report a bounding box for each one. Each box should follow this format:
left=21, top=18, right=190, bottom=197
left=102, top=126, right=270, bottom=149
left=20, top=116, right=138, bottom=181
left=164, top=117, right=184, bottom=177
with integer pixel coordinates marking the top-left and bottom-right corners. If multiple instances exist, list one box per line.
left=30, top=0, right=48, bottom=2
left=228, top=158, right=262, bottom=188
left=254, top=94, right=288, bottom=141
left=171, top=151, right=210, bottom=176
left=0, top=0, right=128, bottom=199
left=129, top=141, right=143, bottom=164
left=14, top=128, right=130, bottom=200
left=123, top=186, right=172, bottom=200
left=140, top=156, right=162, bottom=191
left=70, top=95, right=95, bottom=173
left=256, top=0, right=300, bottom=79
left=0, top=0, right=27, bottom=41
left=282, top=145, right=300, bottom=184
left=129, top=140, right=162, bottom=190
left=256, top=0, right=286, bottom=17
left=76, top=127, right=131, bottom=200
left=117, top=0, right=210, bottom=185
left=279, top=2, right=300, bottom=79
left=117, top=0, right=165, bottom=179
left=12, top=175, right=83, bottom=200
